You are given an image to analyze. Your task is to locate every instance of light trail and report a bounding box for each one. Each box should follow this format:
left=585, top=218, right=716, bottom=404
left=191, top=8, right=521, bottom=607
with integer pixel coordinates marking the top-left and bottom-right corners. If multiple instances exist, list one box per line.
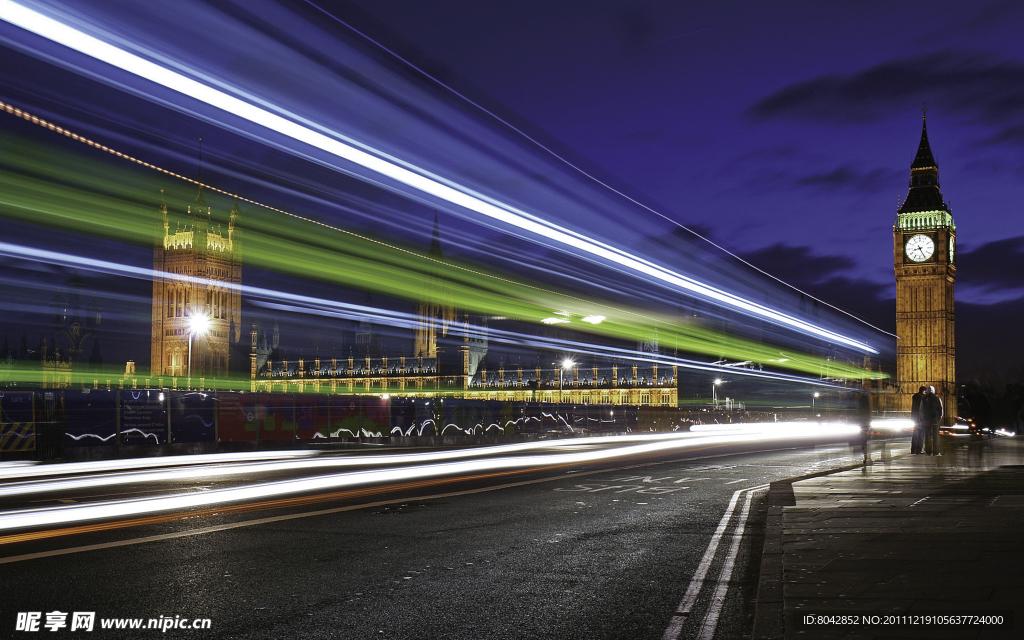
left=307, top=3, right=896, bottom=339
left=0, top=430, right=734, bottom=497
left=0, top=0, right=877, bottom=354
left=0, top=450, right=321, bottom=481
left=0, top=424, right=859, bottom=531
left=0, top=241, right=880, bottom=381
left=0, top=469, right=558, bottom=548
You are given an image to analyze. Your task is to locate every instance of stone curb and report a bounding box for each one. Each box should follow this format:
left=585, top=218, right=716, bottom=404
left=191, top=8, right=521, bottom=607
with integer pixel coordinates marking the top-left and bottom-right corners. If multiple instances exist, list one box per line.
left=749, top=461, right=870, bottom=640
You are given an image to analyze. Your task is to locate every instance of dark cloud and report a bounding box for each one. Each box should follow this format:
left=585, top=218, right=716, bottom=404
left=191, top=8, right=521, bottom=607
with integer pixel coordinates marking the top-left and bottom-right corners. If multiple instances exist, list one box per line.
left=961, top=1, right=1024, bottom=32
left=742, top=244, right=855, bottom=286
left=794, top=165, right=901, bottom=194
left=810, top=276, right=893, bottom=333
left=957, top=235, right=1024, bottom=293
left=747, top=51, right=1024, bottom=137
left=958, top=296, right=1024, bottom=385
left=740, top=243, right=891, bottom=328
left=725, top=145, right=898, bottom=196
left=983, top=122, right=1024, bottom=147
left=729, top=145, right=799, bottom=163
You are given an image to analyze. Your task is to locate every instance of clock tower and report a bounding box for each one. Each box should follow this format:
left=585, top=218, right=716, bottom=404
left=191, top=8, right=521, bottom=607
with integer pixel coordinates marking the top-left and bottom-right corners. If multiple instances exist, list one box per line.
left=893, top=112, right=956, bottom=423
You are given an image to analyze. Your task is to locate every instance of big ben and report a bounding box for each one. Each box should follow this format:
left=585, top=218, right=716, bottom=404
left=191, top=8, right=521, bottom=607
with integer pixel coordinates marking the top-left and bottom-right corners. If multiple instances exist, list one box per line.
left=894, top=111, right=956, bottom=424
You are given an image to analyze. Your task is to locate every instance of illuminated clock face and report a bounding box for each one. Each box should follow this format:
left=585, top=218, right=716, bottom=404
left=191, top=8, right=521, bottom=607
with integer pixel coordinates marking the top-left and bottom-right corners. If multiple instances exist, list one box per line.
left=905, top=234, right=935, bottom=262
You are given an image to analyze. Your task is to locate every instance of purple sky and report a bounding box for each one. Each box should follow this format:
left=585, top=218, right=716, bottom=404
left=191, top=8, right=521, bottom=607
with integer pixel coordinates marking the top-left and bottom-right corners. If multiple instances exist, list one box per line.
left=1, top=0, right=1022, bottom=384
left=327, top=0, right=1024, bottom=381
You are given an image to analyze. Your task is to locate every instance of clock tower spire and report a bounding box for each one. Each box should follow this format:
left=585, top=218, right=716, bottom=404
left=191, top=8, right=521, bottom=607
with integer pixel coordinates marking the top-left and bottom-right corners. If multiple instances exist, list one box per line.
left=893, top=110, right=956, bottom=424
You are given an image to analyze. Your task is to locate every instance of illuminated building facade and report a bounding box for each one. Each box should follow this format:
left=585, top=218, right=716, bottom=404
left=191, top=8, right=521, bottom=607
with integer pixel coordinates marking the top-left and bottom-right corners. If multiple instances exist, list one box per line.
left=151, top=186, right=242, bottom=379
left=249, top=215, right=677, bottom=405
left=893, top=114, right=956, bottom=422
left=250, top=354, right=678, bottom=407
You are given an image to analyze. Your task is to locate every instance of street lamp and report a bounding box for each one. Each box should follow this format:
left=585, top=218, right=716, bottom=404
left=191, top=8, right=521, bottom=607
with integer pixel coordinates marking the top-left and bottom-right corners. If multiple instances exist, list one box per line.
left=187, top=311, right=211, bottom=388
left=560, top=358, right=575, bottom=400
left=812, top=391, right=820, bottom=414
left=712, top=378, right=722, bottom=408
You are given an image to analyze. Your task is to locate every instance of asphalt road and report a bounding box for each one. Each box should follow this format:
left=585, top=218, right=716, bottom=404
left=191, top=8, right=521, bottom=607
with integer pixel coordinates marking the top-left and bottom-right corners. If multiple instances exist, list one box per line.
left=0, top=433, right=877, bottom=639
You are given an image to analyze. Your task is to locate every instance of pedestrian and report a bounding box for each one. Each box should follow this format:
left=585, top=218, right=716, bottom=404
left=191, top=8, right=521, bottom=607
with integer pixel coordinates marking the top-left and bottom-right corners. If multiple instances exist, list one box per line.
left=910, top=386, right=927, bottom=454
left=858, top=391, right=872, bottom=464
left=922, top=385, right=943, bottom=455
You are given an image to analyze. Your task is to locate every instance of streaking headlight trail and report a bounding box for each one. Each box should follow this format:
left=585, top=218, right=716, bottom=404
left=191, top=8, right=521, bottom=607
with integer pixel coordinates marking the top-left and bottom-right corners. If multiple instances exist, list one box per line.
left=0, top=240, right=878, bottom=382
left=0, top=425, right=859, bottom=532
left=0, top=0, right=876, bottom=354
left=0, top=430, right=749, bottom=496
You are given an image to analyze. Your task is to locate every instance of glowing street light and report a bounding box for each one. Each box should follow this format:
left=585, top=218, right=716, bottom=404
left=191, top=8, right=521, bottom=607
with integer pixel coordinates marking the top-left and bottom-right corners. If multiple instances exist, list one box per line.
left=812, top=391, right=821, bottom=416
left=712, top=378, right=723, bottom=409
left=187, top=311, right=211, bottom=388
left=559, top=358, right=575, bottom=398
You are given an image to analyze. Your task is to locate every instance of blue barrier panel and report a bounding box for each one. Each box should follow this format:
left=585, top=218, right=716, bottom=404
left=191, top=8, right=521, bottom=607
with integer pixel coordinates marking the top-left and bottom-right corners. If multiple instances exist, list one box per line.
left=0, top=391, right=36, bottom=453
left=120, top=389, right=167, bottom=445
left=626, top=405, right=639, bottom=431
left=483, top=401, right=506, bottom=435
left=522, top=403, right=544, bottom=434
left=65, top=389, right=117, bottom=447
left=439, top=399, right=461, bottom=435
left=414, top=398, right=438, bottom=436
left=463, top=399, right=489, bottom=435
left=389, top=397, right=419, bottom=436
left=170, top=390, right=216, bottom=443
left=592, top=404, right=619, bottom=431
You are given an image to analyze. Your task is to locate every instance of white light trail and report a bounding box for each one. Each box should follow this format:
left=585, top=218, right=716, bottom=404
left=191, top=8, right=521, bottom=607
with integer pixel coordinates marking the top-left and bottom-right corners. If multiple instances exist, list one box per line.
left=0, top=241, right=868, bottom=386
left=0, top=450, right=321, bottom=481
left=0, top=430, right=743, bottom=494
left=0, top=0, right=877, bottom=353
left=0, top=425, right=860, bottom=531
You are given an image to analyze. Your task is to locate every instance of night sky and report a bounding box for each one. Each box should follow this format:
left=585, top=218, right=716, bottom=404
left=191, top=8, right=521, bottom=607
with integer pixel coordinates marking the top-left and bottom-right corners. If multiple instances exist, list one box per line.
left=330, top=0, right=1024, bottom=382
left=1, top=1, right=1022, bottom=386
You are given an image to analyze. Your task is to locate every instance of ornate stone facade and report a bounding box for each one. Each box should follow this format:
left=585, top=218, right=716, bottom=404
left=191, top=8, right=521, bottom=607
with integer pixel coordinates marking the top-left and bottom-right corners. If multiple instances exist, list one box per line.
left=150, top=187, right=242, bottom=379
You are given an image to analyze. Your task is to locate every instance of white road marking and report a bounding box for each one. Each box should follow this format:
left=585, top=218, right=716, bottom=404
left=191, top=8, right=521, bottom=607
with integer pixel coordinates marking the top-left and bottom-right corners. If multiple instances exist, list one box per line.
left=661, top=483, right=769, bottom=640
left=697, top=486, right=765, bottom=640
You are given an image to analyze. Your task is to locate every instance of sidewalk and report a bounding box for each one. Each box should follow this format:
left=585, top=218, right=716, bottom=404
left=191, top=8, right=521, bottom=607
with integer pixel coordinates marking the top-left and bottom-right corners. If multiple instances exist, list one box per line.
left=752, top=436, right=1024, bottom=640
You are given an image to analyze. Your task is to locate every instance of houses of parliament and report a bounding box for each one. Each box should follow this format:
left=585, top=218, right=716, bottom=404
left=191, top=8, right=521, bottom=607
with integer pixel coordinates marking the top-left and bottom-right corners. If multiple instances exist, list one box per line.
left=148, top=186, right=681, bottom=407
left=36, top=115, right=948, bottom=414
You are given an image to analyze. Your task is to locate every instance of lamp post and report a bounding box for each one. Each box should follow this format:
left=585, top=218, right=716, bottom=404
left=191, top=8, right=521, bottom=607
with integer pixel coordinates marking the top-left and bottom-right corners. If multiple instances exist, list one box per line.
left=187, top=312, right=211, bottom=389
left=712, top=378, right=722, bottom=409
left=560, top=358, right=575, bottom=401
left=812, top=391, right=820, bottom=416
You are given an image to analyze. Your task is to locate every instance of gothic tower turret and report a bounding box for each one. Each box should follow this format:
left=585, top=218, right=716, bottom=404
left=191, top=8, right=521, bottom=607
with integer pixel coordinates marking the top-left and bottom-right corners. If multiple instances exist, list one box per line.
left=151, top=180, right=243, bottom=382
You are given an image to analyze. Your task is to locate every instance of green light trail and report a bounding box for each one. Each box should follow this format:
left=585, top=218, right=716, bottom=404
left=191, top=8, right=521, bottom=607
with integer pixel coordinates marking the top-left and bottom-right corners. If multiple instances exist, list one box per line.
left=0, top=130, right=883, bottom=384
